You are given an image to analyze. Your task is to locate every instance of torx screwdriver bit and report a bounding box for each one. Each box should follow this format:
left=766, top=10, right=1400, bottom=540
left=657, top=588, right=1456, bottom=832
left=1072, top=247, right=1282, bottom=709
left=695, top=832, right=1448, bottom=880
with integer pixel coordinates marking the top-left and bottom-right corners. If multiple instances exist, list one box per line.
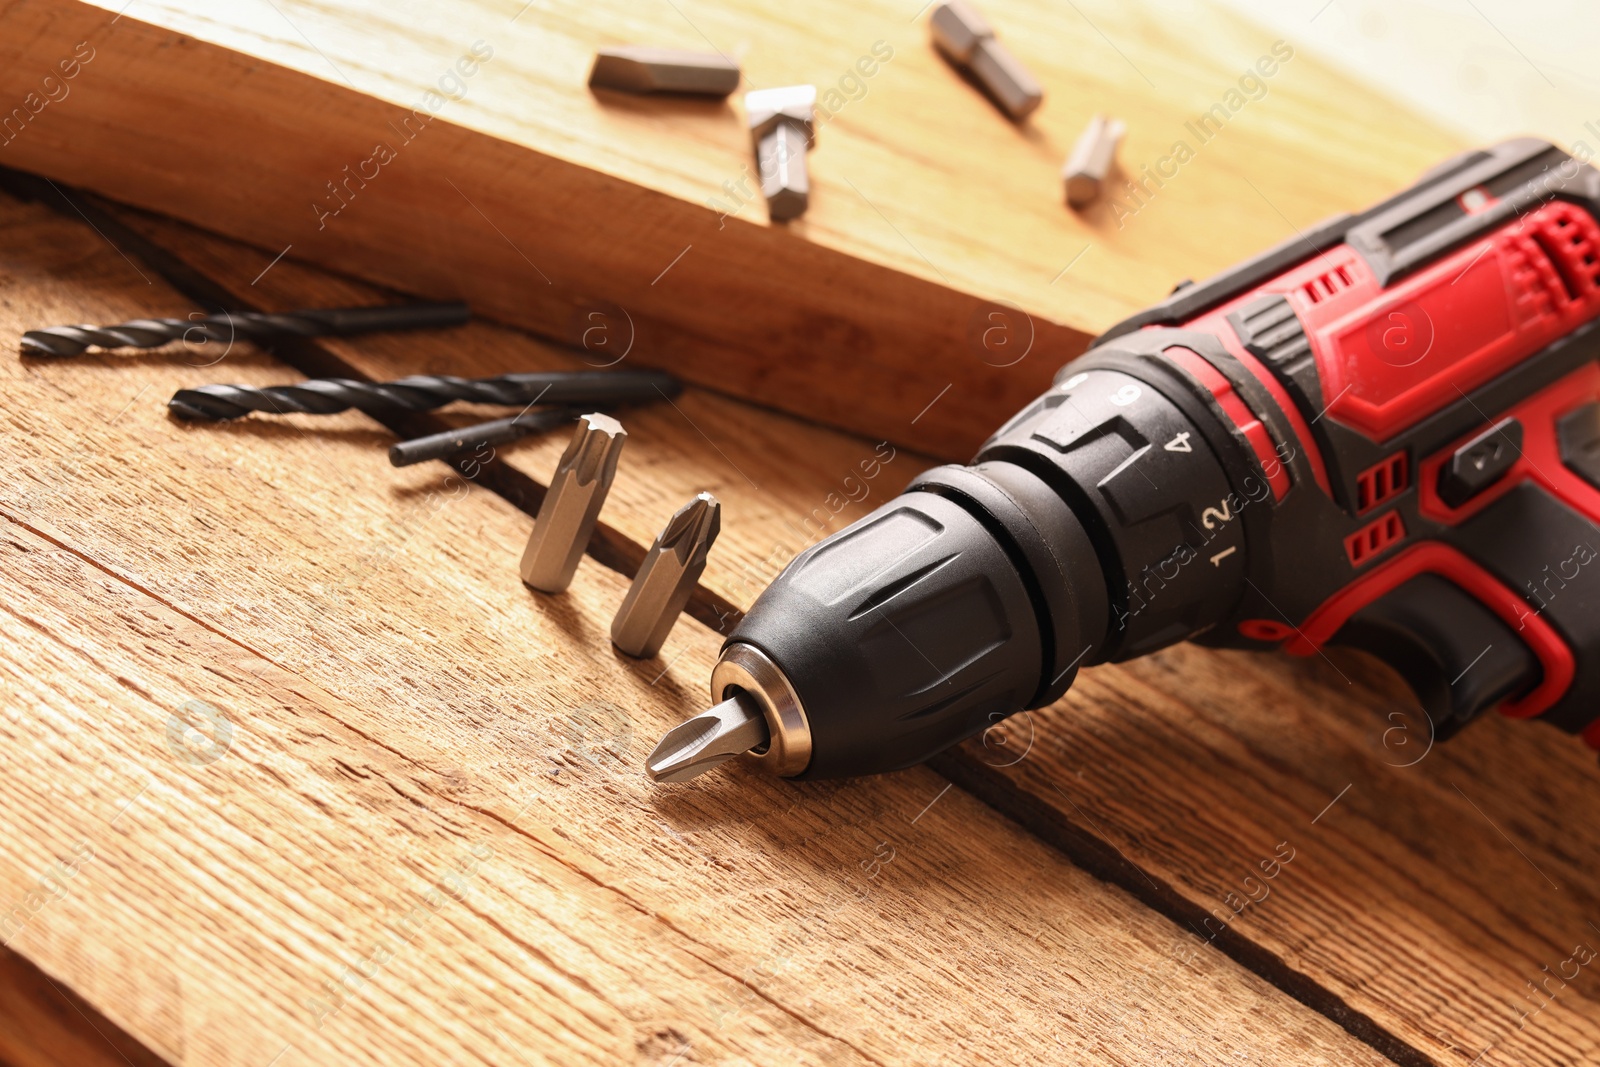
left=588, top=46, right=741, bottom=97
left=388, top=407, right=580, bottom=468
left=646, top=691, right=770, bottom=783
left=21, top=302, right=469, bottom=357
left=612, top=492, right=721, bottom=658
left=1062, top=114, right=1126, bottom=208
left=745, top=85, right=817, bottom=222
left=520, top=413, right=627, bottom=594
left=167, top=368, right=680, bottom=421
left=929, top=1, right=1043, bottom=121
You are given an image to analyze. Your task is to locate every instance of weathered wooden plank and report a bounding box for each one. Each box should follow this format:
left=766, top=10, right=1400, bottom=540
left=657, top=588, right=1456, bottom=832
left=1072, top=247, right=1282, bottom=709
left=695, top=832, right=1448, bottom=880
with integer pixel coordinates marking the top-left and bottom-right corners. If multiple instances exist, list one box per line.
left=0, top=0, right=1464, bottom=458
left=0, top=189, right=1397, bottom=1063
left=936, top=644, right=1600, bottom=1067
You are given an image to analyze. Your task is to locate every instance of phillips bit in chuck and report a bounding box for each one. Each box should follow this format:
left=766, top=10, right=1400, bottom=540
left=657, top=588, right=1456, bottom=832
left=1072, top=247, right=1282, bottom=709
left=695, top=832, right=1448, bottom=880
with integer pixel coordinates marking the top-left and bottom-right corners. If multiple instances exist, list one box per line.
left=611, top=492, right=721, bottom=658
left=929, top=1, right=1043, bottom=122
left=519, top=413, right=627, bottom=593
left=646, top=691, right=770, bottom=783
left=745, top=85, right=817, bottom=222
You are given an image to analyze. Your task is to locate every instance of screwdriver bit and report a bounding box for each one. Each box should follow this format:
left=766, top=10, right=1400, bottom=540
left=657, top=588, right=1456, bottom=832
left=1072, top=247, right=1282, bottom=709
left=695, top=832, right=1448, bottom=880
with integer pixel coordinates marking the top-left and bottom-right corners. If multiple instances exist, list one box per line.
left=646, top=691, right=770, bottom=783
left=1062, top=114, right=1126, bottom=208
left=520, top=413, right=627, bottom=593
left=612, top=492, right=721, bottom=658
left=21, top=302, right=469, bottom=357
left=745, top=85, right=816, bottom=222
left=168, top=368, right=680, bottom=421
left=588, top=46, right=741, bottom=97
left=388, top=407, right=579, bottom=468
left=930, top=1, right=1043, bottom=121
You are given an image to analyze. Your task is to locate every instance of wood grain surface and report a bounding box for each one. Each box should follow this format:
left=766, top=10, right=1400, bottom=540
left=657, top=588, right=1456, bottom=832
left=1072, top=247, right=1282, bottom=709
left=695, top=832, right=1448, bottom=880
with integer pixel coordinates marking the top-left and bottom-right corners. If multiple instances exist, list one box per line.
left=103, top=190, right=1600, bottom=1065
left=0, top=184, right=1408, bottom=1066
left=0, top=0, right=1465, bottom=458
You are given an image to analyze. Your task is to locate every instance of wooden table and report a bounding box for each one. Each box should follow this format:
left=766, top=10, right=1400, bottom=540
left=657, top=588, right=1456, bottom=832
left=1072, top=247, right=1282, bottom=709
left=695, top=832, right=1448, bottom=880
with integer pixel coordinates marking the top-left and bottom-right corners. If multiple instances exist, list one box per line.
left=0, top=3, right=1597, bottom=1066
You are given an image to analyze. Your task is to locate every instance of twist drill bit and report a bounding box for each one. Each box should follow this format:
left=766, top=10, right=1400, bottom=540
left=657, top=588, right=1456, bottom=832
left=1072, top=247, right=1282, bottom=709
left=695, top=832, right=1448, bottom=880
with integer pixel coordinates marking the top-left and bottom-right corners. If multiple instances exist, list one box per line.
left=1062, top=114, right=1126, bottom=209
left=167, top=368, right=680, bottom=421
left=21, top=302, right=469, bottom=357
left=388, top=408, right=581, bottom=468
left=520, top=413, right=627, bottom=593
left=588, top=46, right=741, bottom=97
left=612, top=493, right=721, bottom=658
left=745, top=85, right=817, bottom=222
left=646, top=692, right=770, bottom=783
left=930, top=1, right=1043, bottom=121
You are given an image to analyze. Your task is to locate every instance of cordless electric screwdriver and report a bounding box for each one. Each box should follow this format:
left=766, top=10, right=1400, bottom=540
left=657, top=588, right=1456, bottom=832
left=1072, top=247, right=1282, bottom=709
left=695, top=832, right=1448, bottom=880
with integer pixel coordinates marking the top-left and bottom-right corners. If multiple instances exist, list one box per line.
left=646, top=137, right=1600, bottom=783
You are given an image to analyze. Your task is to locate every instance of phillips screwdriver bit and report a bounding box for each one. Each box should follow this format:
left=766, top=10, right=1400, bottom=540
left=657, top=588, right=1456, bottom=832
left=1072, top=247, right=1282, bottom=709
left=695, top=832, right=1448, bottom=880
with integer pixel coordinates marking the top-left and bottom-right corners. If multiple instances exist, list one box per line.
left=21, top=302, right=469, bottom=357
left=646, top=691, right=770, bottom=783
left=611, top=492, right=721, bottom=658
left=388, top=407, right=580, bottom=468
left=588, top=46, right=741, bottom=97
left=929, top=1, right=1043, bottom=121
left=1062, top=114, right=1126, bottom=208
left=745, top=85, right=817, bottom=222
left=167, top=368, right=680, bottom=421
left=520, top=413, right=627, bottom=593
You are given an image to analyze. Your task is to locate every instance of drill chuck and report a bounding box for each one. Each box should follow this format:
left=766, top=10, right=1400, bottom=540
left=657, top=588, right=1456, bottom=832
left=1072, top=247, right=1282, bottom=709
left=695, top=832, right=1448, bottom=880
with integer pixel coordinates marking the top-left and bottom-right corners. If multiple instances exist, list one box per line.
left=720, top=450, right=1119, bottom=778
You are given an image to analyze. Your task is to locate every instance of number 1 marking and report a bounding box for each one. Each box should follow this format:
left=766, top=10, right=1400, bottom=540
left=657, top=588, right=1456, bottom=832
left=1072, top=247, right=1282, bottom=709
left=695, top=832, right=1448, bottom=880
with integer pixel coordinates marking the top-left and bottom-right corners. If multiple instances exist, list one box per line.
left=1210, top=546, right=1237, bottom=567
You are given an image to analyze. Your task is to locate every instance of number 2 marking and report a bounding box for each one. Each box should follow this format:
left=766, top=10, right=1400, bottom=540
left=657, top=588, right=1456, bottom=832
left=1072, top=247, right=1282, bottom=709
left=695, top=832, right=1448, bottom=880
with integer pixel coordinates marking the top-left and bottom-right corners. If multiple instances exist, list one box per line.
left=1201, top=500, right=1234, bottom=529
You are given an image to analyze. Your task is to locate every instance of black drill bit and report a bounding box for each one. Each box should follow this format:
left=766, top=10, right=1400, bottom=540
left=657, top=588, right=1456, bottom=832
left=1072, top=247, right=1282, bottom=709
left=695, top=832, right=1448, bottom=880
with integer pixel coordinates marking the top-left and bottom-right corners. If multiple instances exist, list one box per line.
left=167, top=368, right=681, bottom=421
left=388, top=408, right=581, bottom=467
left=20, top=302, right=470, bottom=357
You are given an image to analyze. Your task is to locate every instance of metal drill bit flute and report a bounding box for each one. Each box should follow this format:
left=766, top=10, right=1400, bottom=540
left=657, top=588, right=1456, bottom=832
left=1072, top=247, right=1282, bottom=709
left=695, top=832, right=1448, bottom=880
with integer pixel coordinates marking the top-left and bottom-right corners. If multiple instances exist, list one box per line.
left=388, top=407, right=580, bottom=468
left=21, top=302, right=469, bottom=357
left=520, top=413, right=627, bottom=594
left=612, top=493, right=721, bottom=658
left=168, top=368, right=679, bottom=421
left=588, top=46, right=740, bottom=97
left=1062, top=115, right=1126, bottom=209
left=929, top=1, right=1043, bottom=121
left=745, top=85, right=817, bottom=222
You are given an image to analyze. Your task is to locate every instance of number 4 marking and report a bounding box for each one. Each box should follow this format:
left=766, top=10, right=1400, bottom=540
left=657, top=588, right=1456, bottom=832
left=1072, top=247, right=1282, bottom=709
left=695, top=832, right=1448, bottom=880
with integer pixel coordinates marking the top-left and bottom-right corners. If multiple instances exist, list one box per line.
left=1165, top=432, right=1192, bottom=453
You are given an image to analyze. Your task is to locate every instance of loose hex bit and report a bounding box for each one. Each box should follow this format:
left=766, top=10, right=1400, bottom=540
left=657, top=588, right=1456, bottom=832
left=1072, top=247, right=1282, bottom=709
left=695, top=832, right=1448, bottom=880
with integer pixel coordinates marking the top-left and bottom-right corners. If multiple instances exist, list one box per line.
left=21, top=302, right=469, bottom=357
left=930, top=1, right=1043, bottom=121
left=388, top=407, right=580, bottom=468
left=520, top=413, right=627, bottom=594
left=588, top=46, right=741, bottom=97
left=1062, top=114, right=1126, bottom=208
left=745, top=85, right=816, bottom=221
left=168, top=368, right=680, bottom=421
left=611, top=492, right=721, bottom=658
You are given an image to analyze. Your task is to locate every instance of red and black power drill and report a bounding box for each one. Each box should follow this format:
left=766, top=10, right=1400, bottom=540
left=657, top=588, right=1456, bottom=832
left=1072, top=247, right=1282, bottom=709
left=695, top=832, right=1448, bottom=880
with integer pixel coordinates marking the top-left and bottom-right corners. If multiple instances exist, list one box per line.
left=646, top=137, right=1600, bottom=783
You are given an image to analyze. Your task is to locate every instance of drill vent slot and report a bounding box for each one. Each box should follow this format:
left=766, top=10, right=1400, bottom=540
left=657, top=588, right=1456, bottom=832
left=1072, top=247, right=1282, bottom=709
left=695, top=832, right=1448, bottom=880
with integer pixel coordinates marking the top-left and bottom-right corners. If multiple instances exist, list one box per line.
left=1355, top=450, right=1409, bottom=513
left=1302, top=264, right=1354, bottom=304
left=1344, top=511, right=1406, bottom=567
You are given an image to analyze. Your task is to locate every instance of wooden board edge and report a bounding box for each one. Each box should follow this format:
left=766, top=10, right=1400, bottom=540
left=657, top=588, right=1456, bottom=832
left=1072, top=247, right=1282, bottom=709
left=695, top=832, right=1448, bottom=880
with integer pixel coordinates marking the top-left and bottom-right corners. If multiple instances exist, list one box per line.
left=0, top=0, right=1093, bottom=460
